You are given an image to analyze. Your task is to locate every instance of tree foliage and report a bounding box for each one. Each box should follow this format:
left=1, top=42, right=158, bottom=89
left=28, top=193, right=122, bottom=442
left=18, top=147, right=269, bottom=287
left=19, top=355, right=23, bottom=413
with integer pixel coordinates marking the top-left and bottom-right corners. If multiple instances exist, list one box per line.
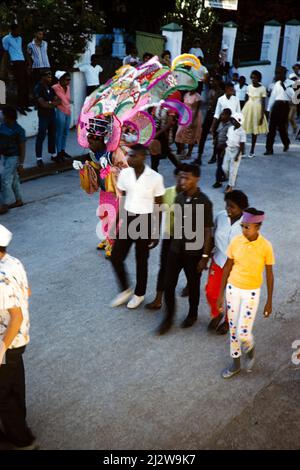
left=164, top=0, right=219, bottom=63
left=0, top=0, right=105, bottom=69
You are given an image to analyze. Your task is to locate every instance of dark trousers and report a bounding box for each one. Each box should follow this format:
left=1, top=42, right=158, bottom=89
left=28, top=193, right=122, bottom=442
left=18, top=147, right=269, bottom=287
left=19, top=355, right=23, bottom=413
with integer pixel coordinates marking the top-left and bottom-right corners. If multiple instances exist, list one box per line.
left=35, top=114, right=56, bottom=158
left=198, top=110, right=214, bottom=156
left=151, top=133, right=178, bottom=173
left=215, top=144, right=226, bottom=183
left=110, top=215, right=151, bottom=296
left=0, top=346, right=34, bottom=447
left=156, top=238, right=172, bottom=292
left=266, top=101, right=290, bottom=152
left=11, top=61, right=29, bottom=108
left=164, top=250, right=202, bottom=321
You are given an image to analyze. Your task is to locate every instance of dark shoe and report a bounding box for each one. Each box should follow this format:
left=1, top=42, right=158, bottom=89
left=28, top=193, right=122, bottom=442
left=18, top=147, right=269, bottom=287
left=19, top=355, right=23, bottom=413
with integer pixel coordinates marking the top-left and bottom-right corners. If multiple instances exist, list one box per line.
left=283, top=144, right=289, bottom=152
left=208, top=157, right=217, bottom=164
left=156, top=319, right=173, bottom=335
left=0, top=205, right=9, bottom=215
left=9, top=199, right=24, bottom=209
left=212, top=182, right=222, bottom=188
left=216, top=321, right=229, bottom=335
left=24, top=107, right=33, bottom=113
left=180, top=314, right=197, bottom=328
left=181, top=285, right=189, bottom=297
left=57, top=152, right=66, bottom=163
left=193, top=157, right=202, bottom=165
left=145, top=300, right=162, bottom=310
left=263, top=150, right=273, bottom=155
left=36, top=158, right=44, bottom=168
left=207, top=314, right=223, bottom=331
left=62, top=151, right=72, bottom=159
left=51, top=155, right=60, bottom=163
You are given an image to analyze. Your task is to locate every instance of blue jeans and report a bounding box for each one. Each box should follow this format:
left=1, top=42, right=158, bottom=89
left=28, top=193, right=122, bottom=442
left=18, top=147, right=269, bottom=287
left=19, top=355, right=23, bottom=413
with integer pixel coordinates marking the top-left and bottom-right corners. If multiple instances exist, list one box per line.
left=1, top=156, right=22, bottom=205
left=35, top=114, right=56, bottom=159
left=56, top=109, right=71, bottom=153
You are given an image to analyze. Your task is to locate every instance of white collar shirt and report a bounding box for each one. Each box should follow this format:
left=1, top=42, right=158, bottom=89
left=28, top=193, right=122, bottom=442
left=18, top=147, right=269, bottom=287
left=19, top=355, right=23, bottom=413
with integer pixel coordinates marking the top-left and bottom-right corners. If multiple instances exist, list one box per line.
left=214, top=94, right=241, bottom=119
left=226, top=125, right=246, bottom=148
left=267, top=79, right=295, bottom=111
left=117, top=165, right=165, bottom=214
left=0, top=254, right=30, bottom=349
left=213, top=210, right=243, bottom=268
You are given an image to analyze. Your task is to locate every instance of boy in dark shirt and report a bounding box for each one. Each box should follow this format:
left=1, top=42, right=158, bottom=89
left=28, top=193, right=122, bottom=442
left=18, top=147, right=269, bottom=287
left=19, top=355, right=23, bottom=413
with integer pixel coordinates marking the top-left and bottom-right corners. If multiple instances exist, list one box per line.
left=212, top=108, right=232, bottom=188
left=0, top=107, right=26, bottom=214
left=34, top=70, right=60, bottom=168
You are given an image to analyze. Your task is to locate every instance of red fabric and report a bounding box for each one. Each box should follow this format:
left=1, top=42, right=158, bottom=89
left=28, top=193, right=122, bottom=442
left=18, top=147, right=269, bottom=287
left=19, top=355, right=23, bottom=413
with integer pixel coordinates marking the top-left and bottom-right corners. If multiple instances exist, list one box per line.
left=205, top=259, right=223, bottom=318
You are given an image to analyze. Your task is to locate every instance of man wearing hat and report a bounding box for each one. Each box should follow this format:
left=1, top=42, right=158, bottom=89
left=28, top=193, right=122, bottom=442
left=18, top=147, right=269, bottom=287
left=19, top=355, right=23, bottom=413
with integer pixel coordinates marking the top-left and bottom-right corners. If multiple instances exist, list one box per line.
left=0, top=224, right=36, bottom=449
left=34, top=70, right=61, bottom=168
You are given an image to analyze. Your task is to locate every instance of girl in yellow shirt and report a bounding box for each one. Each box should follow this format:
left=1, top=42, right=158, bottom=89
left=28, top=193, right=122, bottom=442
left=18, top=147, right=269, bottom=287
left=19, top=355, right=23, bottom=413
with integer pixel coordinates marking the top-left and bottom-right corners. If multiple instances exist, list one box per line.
left=217, top=208, right=275, bottom=379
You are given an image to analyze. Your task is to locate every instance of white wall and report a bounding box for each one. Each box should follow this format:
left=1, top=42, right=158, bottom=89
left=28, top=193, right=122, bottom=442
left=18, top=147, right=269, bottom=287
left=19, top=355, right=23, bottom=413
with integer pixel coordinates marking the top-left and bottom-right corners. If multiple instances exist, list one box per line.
left=238, top=63, right=274, bottom=88
left=162, top=30, right=183, bottom=61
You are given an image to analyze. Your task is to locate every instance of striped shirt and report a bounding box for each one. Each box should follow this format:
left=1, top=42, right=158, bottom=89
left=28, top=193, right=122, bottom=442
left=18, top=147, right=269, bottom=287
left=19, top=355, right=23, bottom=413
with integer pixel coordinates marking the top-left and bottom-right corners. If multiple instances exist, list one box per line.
left=27, top=39, right=50, bottom=69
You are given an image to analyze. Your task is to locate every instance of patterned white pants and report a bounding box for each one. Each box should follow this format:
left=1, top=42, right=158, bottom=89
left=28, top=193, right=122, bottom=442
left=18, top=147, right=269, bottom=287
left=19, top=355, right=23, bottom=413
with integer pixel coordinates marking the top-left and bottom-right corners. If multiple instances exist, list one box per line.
left=222, top=147, right=242, bottom=188
left=226, top=284, right=261, bottom=358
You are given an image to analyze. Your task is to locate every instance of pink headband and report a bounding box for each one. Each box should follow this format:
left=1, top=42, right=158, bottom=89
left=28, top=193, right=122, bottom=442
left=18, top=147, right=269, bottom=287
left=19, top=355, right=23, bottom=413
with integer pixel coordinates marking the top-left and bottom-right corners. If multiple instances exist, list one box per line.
left=242, top=211, right=265, bottom=224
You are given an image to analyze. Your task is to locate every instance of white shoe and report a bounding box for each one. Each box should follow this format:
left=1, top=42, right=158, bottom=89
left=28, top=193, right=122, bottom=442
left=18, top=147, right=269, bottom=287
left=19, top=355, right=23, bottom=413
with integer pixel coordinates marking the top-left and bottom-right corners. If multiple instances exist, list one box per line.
left=127, top=295, right=145, bottom=309
left=110, top=288, right=133, bottom=307
left=248, top=153, right=256, bottom=159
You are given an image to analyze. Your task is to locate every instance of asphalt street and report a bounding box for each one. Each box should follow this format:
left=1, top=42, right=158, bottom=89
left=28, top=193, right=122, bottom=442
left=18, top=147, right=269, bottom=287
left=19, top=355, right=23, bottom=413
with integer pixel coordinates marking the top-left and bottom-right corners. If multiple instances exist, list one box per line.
left=1, top=133, right=299, bottom=450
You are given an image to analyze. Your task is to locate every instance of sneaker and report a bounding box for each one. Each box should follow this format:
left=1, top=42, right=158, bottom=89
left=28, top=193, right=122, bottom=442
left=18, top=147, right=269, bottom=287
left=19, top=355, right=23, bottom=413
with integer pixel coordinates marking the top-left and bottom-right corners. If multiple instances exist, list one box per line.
left=127, top=295, right=145, bottom=309
left=221, top=358, right=241, bottom=379
left=36, top=158, right=44, bottom=168
left=248, top=153, right=256, bottom=158
left=110, top=289, right=133, bottom=307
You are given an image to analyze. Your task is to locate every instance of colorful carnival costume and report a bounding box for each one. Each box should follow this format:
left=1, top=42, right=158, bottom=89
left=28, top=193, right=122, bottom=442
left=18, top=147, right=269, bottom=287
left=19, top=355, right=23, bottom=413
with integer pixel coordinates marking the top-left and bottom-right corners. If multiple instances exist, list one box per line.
left=74, top=54, right=202, bottom=254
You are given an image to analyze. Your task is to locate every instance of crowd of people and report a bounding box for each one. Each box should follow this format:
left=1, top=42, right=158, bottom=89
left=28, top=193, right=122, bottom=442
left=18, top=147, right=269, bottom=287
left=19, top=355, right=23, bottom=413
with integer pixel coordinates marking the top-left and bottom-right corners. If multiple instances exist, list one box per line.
left=0, top=34, right=299, bottom=451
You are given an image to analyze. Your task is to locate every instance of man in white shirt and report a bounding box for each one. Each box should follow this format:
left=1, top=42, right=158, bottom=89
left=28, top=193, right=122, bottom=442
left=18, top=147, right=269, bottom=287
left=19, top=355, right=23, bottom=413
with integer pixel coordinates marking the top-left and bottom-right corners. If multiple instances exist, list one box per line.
left=79, top=54, right=103, bottom=96
left=0, top=224, right=37, bottom=450
left=110, top=144, right=165, bottom=309
left=189, top=38, right=204, bottom=60
left=265, top=66, right=295, bottom=155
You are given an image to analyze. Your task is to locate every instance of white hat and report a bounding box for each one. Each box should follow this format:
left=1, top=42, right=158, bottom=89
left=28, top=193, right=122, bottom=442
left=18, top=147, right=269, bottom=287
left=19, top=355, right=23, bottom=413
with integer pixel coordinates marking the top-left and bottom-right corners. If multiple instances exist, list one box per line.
left=55, top=70, right=67, bottom=80
left=0, top=225, right=12, bottom=247
left=289, top=73, right=297, bottom=80
left=222, top=44, right=229, bottom=50
left=232, top=112, right=244, bottom=124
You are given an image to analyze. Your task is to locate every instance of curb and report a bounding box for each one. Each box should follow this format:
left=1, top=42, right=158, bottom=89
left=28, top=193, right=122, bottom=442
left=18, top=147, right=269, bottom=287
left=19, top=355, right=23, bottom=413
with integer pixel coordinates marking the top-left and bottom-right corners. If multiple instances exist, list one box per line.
left=20, top=154, right=90, bottom=182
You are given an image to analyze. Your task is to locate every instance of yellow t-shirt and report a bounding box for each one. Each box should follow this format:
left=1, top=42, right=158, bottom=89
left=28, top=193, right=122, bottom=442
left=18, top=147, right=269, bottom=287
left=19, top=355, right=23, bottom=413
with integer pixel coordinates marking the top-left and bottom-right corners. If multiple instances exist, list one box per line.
left=227, top=234, right=275, bottom=290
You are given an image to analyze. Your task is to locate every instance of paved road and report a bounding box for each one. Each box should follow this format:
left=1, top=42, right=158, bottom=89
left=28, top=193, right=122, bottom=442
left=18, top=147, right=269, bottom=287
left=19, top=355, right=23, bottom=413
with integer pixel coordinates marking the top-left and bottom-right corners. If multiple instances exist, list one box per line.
left=1, top=134, right=300, bottom=450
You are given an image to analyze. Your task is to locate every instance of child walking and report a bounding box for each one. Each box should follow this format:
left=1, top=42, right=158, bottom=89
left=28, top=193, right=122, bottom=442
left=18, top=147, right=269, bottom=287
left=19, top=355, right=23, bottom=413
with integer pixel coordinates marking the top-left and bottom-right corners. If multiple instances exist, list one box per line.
left=222, top=113, right=246, bottom=193
left=217, top=208, right=275, bottom=378
left=212, top=108, right=232, bottom=189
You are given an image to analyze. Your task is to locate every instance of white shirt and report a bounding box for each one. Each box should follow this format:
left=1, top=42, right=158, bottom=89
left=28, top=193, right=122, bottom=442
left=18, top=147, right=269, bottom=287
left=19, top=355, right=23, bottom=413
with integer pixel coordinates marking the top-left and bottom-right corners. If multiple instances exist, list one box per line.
left=79, top=64, right=103, bottom=86
left=0, top=254, right=30, bottom=349
left=214, top=94, right=241, bottom=119
left=122, top=55, right=141, bottom=66
left=117, top=165, right=165, bottom=214
left=214, top=210, right=243, bottom=268
left=267, top=79, right=295, bottom=112
left=226, top=125, right=246, bottom=148
left=189, top=47, right=204, bottom=59
left=234, top=83, right=247, bottom=101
